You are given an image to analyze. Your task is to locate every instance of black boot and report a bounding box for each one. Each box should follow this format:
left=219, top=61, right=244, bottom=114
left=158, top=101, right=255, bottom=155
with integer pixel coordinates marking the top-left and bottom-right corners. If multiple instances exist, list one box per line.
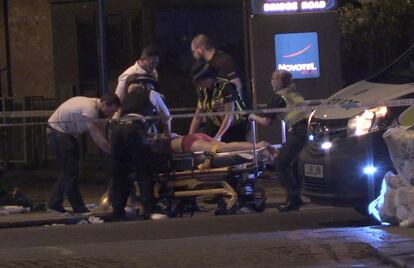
left=277, top=197, right=303, bottom=212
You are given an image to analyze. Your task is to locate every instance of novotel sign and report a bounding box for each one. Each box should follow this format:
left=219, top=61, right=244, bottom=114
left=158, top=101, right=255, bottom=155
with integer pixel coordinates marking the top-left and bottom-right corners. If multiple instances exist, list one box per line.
left=275, top=32, right=320, bottom=79
left=251, top=0, right=336, bottom=15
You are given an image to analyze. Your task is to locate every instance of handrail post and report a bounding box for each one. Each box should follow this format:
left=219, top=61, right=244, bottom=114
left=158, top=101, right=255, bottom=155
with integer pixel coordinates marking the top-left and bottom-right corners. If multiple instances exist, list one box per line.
left=251, top=120, right=258, bottom=172
left=281, top=120, right=286, bottom=144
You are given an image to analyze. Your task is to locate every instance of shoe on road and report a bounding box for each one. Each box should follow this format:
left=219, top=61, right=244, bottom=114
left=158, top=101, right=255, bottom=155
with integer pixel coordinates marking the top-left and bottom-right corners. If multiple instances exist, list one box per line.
left=150, top=213, right=168, bottom=220
left=46, top=206, right=68, bottom=214
left=277, top=198, right=303, bottom=212
left=73, top=207, right=93, bottom=216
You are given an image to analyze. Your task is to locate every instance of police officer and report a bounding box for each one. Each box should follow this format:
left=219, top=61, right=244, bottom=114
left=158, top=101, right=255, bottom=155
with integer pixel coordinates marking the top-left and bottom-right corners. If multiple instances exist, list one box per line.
left=249, top=69, right=309, bottom=212
left=111, top=74, right=171, bottom=220
left=103, top=45, right=165, bottom=211
left=189, top=65, right=247, bottom=143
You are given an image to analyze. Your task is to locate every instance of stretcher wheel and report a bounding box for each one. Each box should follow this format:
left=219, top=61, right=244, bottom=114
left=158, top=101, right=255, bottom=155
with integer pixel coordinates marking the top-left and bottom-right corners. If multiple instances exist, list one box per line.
left=214, top=197, right=237, bottom=215
left=167, top=199, right=195, bottom=218
left=214, top=205, right=237, bottom=216
left=253, top=198, right=266, bottom=213
left=252, top=183, right=266, bottom=213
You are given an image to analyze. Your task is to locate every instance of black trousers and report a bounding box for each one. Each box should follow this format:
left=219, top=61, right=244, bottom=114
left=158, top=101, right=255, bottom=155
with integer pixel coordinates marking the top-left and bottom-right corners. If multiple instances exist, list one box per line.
left=47, top=129, right=86, bottom=212
left=110, top=121, right=155, bottom=219
left=276, top=122, right=307, bottom=201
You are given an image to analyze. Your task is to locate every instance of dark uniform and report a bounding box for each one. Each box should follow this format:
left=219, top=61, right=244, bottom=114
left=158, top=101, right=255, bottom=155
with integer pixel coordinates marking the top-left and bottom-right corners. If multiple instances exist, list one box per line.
left=197, top=78, right=247, bottom=142
left=111, top=79, right=159, bottom=220
left=208, top=50, right=239, bottom=81
left=208, top=50, right=251, bottom=108
left=264, top=86, right=308, bottom=209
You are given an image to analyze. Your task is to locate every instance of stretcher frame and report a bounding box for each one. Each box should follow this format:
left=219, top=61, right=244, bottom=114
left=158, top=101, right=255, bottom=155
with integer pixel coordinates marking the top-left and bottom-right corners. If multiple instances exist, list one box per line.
left=154, top=146, right=268, bottom=214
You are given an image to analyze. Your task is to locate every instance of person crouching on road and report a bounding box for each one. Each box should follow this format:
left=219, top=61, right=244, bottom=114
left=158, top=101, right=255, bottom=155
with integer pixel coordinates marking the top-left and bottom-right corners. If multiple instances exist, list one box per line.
left=47, top=93, right=120, bottom=214
left=249, top=69, right=309, bottom=212
left=111, top=74, right=171, bottom=221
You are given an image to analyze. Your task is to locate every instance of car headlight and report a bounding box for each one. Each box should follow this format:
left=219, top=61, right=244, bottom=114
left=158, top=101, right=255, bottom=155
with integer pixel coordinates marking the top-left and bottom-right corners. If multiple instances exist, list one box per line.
left=347, top=106, right=388, bottom=137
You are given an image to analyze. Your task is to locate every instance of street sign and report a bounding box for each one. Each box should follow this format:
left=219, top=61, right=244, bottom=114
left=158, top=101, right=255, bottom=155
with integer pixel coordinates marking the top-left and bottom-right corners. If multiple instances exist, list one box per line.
left=251, top=0, right=337, bottom=15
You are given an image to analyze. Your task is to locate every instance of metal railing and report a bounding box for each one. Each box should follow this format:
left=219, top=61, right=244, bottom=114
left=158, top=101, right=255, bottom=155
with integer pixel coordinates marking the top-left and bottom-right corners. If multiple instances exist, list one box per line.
left=0, top=98, right=323, bottom=168
left=0, top=96, right=57, bottom=167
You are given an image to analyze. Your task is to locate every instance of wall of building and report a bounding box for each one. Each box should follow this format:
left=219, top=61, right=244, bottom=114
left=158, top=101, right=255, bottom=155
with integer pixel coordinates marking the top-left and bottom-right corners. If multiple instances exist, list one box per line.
left=50, top=0, right=142, bottom=102
left=0, top=0, right=248, bottom=166
left=8, top=0, right=55, bottom=98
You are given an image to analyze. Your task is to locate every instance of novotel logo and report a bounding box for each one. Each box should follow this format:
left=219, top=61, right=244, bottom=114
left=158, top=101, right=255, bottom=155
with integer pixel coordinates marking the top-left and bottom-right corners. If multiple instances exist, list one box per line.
left=252, top=0, right=336, bottom=14
left=275, top=32, right=320, bottom=79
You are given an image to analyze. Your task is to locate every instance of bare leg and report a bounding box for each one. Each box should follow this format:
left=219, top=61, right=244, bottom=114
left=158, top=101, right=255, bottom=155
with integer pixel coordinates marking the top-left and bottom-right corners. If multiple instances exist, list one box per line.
left=216, top=141, right=267, bottom=152
left=191, top=140, right=268, bottom=153
left=219, top=141, right=278, bottom=163
left=192, top=140, right=279, bottom=169
left=190, top=140, right=219, bottom=152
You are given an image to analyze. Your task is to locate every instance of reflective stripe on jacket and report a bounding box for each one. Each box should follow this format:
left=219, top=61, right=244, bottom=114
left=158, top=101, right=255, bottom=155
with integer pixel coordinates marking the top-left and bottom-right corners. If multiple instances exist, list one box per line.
left=198, top=78, right=246, bottom=127
left=276, top=86, right=309, bottom=129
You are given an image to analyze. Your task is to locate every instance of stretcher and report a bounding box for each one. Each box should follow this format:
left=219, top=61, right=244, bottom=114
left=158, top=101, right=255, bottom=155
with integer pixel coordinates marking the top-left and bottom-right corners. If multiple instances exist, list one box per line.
left=152, top=146, right=270, bottom=216
left=100, top=120, right=271, bottom=216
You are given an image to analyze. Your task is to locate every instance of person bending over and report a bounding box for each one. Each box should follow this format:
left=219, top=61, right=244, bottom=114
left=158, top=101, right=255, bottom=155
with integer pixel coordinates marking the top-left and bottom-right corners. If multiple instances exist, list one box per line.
left=47, top=94, right=120, bottom=214
left=188, top=65, right=247, bottom=142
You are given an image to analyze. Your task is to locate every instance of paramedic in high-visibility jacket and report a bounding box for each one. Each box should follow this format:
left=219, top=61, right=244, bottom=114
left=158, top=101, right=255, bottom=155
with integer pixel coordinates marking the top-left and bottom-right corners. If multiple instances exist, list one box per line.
left=249, top=69, right=309, bottom=212
left=189, top=64, right=247, bottom=143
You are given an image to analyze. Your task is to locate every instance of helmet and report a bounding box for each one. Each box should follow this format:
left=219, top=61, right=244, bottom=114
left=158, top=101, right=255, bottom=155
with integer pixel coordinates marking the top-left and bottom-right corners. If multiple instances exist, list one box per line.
left=126, top=73, right=159, bottom=90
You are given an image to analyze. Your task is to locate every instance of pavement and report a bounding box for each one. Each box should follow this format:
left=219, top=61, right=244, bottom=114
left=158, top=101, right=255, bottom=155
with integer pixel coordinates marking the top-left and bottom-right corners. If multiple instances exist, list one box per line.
left=1, top=169, right=414, bottom=267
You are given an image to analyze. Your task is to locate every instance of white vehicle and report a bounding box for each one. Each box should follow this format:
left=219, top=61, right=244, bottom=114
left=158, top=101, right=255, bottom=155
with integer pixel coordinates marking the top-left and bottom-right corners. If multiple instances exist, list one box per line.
left=298, top=45, right=414, bottom=214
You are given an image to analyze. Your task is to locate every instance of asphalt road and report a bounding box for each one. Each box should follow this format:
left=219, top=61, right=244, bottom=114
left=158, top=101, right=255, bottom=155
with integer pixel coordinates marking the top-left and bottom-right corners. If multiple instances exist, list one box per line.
left=0, top=206, right=391, bottom=268
left=0, top=207, right=375, bottom=247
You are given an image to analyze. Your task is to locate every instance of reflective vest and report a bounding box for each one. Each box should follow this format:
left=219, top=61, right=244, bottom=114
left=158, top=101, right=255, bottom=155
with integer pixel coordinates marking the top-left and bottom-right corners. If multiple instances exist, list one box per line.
left=198, top=78, right=246, bottom=127
left=276, top=86, right=309, bottom=129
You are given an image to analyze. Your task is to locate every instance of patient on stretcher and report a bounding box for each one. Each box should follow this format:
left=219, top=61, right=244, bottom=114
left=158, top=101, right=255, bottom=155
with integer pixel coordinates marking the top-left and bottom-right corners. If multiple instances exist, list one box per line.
left=150, top=132, right=278, bottom=168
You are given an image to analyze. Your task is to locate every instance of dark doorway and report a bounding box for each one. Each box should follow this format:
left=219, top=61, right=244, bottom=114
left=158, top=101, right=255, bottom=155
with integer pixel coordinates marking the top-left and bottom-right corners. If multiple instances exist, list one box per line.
left=77, top=16, right=99, bottom=96
left=76, top=13, right=141, bottom=97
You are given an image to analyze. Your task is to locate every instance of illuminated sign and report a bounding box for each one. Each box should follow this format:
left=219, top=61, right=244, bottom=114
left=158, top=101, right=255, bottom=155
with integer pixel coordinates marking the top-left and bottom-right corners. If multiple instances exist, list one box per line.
left=275, top=32, right=320, bottom=79
left=252, top=0, right=336, bottom=15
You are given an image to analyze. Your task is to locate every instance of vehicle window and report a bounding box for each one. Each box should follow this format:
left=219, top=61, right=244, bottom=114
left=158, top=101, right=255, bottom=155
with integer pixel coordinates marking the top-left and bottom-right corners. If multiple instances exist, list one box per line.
left=368, top=46, right=414, bottom=84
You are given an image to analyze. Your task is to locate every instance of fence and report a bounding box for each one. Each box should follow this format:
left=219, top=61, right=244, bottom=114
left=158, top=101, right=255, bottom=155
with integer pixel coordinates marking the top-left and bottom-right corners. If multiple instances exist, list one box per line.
left=0, top=96, right=57, bottom=167
left=0, top=98, right=324, bottom=168
left=0, top=102, right=204, bottom=168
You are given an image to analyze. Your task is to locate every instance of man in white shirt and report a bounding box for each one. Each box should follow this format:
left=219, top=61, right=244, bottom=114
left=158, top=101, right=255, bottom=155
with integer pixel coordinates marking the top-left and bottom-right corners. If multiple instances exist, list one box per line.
left=115, top=45, right=160, bottom=103
left=47, top=93, right=120, bottom=214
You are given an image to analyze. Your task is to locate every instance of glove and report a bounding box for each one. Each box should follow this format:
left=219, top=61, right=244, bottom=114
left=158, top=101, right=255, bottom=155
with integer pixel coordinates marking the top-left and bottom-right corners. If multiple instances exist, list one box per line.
left=248, top=113, right=257, bottom=121
left=213, top=135, right=222, bottom=142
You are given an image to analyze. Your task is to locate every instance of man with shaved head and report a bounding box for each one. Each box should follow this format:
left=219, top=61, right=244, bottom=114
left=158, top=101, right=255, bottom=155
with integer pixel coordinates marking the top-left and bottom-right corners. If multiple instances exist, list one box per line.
left=191, top=34, right=245, bottom=102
